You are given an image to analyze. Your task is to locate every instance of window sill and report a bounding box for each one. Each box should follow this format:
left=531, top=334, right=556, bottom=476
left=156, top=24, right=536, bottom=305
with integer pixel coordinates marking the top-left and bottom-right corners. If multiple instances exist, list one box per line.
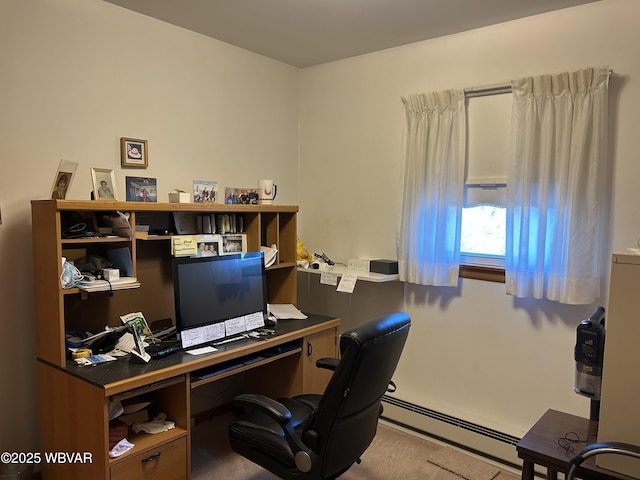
left=459, top=264, right=505, bottom=283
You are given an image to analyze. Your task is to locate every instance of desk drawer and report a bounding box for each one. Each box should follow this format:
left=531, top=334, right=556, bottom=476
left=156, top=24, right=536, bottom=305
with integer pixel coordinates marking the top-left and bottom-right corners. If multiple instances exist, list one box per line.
left=111, top=437, right=187, bottom=480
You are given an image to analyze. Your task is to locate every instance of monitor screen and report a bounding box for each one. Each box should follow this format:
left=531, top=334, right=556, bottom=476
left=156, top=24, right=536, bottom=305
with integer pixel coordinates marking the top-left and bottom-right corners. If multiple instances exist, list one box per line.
left=172, top=252, right=267, bottom=348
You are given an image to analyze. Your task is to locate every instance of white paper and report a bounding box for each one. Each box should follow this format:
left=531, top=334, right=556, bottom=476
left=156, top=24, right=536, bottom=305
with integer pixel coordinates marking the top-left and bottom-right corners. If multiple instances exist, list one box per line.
left=245, top=311, right=265, bottom=330
left=180, top=327, right=207, bottom=349
left=108, top=399, right=124, bottom=421
left=337, top=274, right=358, bottom=293
left=320, top=272, right=338, bottom=286
left=203, top=322, right=225, bottom=341
left=268, top=304, right=308, bottom=319
left=260, top=244, right=278, bottom=267
left=172, top=212, right=199, bottom=234
left=109, top=438, right=135, bottom=458
left=122, top=401, right=151, bottom=415
left=186, top=346, right=217, bottom=355
left=180, top=322, right=226, bottom=348
left=114, top=332, right=136, bottom=353
left=225, top=316, right=247, bottom=336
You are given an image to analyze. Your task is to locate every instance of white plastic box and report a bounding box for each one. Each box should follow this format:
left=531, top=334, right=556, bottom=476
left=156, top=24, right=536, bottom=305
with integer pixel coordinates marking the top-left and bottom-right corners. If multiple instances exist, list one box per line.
left=169, top=192, right=190, bottom=203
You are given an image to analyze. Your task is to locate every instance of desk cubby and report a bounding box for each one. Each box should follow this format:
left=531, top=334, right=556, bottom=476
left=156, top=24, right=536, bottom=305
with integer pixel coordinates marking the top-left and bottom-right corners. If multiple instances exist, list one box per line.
left=109, top=377, right=189, bottom=468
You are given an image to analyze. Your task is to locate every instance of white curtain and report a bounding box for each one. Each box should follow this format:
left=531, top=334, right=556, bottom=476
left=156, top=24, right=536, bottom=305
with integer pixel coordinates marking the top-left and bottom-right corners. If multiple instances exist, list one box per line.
left=398, top=90, right=466, bottom=286
left=506, top=66, right=609, bottom=304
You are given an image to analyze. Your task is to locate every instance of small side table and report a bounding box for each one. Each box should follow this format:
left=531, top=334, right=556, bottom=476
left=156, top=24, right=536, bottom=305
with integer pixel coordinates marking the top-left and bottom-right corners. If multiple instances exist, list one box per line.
left=516, top=409, right=637, bottom=480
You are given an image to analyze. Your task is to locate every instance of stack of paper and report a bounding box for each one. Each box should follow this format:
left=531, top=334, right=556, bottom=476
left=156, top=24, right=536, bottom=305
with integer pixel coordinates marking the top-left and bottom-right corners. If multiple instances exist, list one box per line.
left=268, top=304, right=308, bottom=320
left=76, top=277, right=140, bottom=292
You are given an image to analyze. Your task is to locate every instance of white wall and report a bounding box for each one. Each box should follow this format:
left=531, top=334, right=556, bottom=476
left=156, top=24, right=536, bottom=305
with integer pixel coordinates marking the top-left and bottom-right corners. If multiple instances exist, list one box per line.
left=297, top=0, right=640, bottom=437
left=0, top=0, right=299, bottom=454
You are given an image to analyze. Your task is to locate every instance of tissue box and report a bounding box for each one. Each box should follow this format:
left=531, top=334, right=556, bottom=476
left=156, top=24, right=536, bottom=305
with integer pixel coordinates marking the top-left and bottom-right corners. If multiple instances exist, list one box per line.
left=102, top=268, right=120, bottom=281
left=169, top=192, right=190, bottom=203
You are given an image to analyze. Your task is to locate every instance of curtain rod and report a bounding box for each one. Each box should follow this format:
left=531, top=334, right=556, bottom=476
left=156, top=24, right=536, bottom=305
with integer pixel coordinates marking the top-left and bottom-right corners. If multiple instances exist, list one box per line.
left=464, top=83, right=512, bottom=98
left=464, top=69, right=615, bottom=99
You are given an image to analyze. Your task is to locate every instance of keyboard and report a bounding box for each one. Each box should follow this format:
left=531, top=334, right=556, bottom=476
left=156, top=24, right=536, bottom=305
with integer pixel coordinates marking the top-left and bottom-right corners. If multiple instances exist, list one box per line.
left=146, top=340, right=182, bottom=359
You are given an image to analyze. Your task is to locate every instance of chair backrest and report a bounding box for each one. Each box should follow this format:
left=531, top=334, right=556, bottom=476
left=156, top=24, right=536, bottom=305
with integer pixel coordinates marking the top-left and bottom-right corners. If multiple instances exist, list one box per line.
left=303, top=312, right=411, bottom=478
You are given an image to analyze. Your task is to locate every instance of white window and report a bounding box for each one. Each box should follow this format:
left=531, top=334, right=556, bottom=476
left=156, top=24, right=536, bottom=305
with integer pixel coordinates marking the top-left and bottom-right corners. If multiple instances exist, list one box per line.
left=461, top=91, right=511, bottom=268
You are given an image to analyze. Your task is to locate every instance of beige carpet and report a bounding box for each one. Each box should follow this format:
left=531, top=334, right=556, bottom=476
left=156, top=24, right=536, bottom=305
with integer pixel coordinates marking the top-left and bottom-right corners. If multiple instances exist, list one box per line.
left=191, top=414, right=519, bottom=480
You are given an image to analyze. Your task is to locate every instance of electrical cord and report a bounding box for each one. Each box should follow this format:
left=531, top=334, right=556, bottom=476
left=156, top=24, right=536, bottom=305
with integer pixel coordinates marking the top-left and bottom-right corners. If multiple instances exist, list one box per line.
left=65, top=329, right=88, bottom=349
left=61, top=222, right=89, bottom=238
left=558, top=431, right=598, bottom=456
left=105, top=278, right=113, bottom=297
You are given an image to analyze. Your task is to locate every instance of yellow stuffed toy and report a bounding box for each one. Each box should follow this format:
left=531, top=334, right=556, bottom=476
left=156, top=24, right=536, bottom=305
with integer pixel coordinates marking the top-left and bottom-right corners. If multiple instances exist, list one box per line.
left=296, top=238, right=313, bottom=265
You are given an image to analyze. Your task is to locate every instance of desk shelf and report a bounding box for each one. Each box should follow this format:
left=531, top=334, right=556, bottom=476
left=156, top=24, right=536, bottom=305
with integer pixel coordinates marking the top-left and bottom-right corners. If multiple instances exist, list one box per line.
left=298, top=265, right=399, bottom=283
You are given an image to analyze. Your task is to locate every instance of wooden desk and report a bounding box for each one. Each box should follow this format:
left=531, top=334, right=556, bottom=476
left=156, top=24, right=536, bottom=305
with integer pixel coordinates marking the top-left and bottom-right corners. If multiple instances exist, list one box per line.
left=38, top=314, right=339, bottom=480
left=516, top=409, right=637, bottom=480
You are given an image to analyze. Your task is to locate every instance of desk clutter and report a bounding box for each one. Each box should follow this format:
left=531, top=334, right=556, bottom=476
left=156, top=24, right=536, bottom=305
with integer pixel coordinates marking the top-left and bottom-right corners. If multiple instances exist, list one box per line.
left=33, top=200, right=307, bottom=478
left=108, top=397, right=175, bottom=458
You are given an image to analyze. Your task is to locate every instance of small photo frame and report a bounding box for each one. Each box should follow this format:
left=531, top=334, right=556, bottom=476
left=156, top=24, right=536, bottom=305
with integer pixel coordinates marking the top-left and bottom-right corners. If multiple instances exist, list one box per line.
left=196, top=234, right=222, bottom=257
left=91, top=168, right=118, bottom=200
left=222, top=234, right=247, bottom=255
left=51, top=159, right=78, bottom=200
left=125, top=176, right=157, bottom=202
left=121, top=137, right=148, bottom=168
left=224, top=187, right=259, bottom=204
left=193, top=180, right=218, bottom=203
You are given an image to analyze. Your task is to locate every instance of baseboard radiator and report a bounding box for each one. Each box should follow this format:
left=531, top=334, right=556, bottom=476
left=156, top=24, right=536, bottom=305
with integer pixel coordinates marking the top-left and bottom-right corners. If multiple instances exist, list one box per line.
left=382, top=396, right=522, bottom=469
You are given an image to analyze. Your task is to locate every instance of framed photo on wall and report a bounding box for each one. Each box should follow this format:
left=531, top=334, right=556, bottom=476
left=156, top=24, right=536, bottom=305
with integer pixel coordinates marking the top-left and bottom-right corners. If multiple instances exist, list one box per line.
left=91, top=168, right=118, bottom=200
left=121, top=137, right=148, bottom=168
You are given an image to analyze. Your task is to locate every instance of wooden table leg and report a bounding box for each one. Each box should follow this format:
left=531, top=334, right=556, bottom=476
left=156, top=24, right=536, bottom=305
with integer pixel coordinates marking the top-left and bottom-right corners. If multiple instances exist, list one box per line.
left=521, top=460, right=535, bottom=480
left=547, top=468, right=558, bottom=480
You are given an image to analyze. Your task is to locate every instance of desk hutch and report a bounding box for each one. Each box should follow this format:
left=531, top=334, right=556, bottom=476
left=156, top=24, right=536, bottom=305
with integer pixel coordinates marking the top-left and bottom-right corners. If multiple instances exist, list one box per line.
left=31, top=199, right=340, bottom=480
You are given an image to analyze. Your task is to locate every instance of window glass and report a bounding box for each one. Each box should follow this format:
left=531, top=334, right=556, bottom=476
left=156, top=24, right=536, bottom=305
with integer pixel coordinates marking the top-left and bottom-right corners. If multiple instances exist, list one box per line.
left=462, top=92, right=511, bottom=267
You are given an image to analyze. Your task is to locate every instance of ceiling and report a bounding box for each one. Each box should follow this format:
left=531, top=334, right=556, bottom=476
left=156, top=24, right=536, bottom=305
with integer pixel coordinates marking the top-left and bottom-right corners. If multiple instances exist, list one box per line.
left=103, top=0, right=600, bottom=68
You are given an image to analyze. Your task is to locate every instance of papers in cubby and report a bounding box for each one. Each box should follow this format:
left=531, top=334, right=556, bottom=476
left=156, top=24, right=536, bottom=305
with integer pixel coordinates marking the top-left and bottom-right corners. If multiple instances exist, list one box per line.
left=268, top=304, right=308, bottom=320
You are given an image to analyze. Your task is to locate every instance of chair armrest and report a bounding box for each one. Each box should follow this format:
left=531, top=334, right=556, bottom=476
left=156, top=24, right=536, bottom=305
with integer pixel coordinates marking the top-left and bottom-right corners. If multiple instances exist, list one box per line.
left=233, top=393, right=291, bottom=424
left=567, top=442, right=640, bottom=480
left=316, top=357, right=339, bottom=371
left=233, top=393, right=318, bottom=472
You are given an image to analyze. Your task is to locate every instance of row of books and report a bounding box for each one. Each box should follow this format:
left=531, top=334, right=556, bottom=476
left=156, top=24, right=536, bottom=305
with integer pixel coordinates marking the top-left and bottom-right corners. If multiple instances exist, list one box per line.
left=196, top=213, right=244, bottom=234
left=173, top=212, right=244, bottom=235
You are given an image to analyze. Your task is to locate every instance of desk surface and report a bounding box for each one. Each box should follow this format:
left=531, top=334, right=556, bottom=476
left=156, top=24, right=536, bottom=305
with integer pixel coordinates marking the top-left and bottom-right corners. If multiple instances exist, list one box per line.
left=517, top=409, right=637, bottom=480
left=61, top=313, right=339, bottom=396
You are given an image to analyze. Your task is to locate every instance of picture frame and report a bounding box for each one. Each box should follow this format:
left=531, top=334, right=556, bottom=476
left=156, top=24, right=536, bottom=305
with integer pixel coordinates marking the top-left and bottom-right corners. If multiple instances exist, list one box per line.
left=50, top=159, right=78, bottom=200
left=121, top=137, right=148, bottom=168
left=221, top=234, right=247, bottom=255
left=196, top=234, right=222, bottom=257
left=125, top=176, right=157, bottom=202
left=224, top=187, right=260, bottom=204
left=91, top=168, right=118, bottom=200
left=193, top=180, right=218, bottom=203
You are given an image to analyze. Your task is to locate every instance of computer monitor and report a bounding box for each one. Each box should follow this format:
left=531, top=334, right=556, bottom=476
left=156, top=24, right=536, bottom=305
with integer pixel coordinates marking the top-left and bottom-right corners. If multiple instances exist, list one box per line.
left=172, top=252, right=267, bottom=349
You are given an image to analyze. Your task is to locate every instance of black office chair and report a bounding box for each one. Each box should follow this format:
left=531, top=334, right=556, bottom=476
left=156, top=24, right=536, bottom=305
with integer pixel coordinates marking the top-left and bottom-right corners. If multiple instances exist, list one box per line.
left=566, top=442, right=640, bottom=480
left=229, top=312, right=411, bottom=480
